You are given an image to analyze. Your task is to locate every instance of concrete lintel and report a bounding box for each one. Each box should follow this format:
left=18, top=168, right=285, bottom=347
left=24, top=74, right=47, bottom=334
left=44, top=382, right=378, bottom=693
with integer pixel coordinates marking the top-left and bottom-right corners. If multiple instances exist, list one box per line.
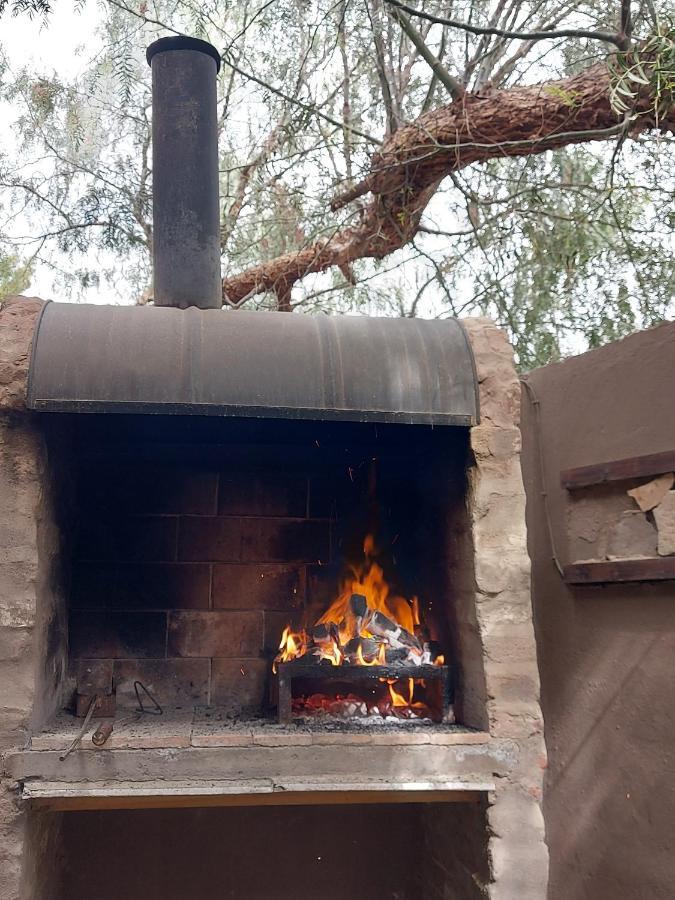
left=23, top=776, right=495, bottom=811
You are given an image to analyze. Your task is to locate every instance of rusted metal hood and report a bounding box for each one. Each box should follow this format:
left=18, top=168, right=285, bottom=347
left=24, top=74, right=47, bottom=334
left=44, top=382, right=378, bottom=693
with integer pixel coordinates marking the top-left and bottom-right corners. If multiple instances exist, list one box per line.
left=26, top=302, right=479, bottom=425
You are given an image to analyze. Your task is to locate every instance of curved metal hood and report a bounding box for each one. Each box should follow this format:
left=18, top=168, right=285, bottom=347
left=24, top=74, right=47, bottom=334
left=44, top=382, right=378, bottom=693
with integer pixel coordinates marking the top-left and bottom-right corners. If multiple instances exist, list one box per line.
left=26, top=302, right=479, bottom=426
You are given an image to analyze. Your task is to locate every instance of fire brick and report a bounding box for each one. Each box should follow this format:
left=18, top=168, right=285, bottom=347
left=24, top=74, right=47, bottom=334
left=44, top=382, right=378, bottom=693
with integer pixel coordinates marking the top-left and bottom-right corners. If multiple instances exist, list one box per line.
left=177, top=516, right=242, bottom=562
left=210, top=658, right=268, bottom=712
left=69, top=611, right=167, bottom=659
left=263, top=610, right=293, bottom=653
left=73, top=659, right=114, bottom=694
left=218, top=471, right=307, bottom=517
left=114, top=563, right=211, bottom=610
left=70, top=563, right=117, bottom=610
left=75, top=515, right=178, bottom=562
left=167, top=610, right=263, bottom=658
left=212, top=563, right=304, bottom=611
left=78, top=464, right=218, bottom=515
left=113, top=659, right=210, bottom=707
left=241, top=518, right=330, bottom=563
left=71, top=562, right=211, bottom=610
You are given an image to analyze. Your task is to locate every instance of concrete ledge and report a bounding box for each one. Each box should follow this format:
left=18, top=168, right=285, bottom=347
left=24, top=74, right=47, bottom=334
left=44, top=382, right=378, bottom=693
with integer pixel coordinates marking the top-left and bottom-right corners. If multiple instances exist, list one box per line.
left=23, top=777, right=495, bottom=811
left=6, top=739, right=514, bottom=789
left=30, top=712, right=490, bottom=751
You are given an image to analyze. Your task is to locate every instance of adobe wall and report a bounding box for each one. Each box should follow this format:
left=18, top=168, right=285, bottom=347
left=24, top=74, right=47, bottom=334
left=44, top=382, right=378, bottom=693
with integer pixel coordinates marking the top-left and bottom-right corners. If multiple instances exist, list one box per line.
left=521, top=321, right=675, bottom=900
left=0, top=301, right=549, bottom=899
left=462, top=318, right=548, bottom=899
left=0, top=296, right=65, bottom=900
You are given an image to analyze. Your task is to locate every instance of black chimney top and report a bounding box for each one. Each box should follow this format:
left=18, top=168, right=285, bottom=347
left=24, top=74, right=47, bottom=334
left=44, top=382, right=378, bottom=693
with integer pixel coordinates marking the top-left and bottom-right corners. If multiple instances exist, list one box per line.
left=146, top=35, right=221, bottom=71
left=146, top=35, right=222, bottom=309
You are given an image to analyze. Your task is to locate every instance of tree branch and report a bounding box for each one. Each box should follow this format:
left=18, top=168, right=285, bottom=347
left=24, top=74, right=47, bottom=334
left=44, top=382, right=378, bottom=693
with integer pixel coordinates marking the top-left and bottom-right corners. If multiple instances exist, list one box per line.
left=619, top=0, right=633, bottom=49
left=382, top=0, right=625, bottom=48
left=222, top=55, right=382, bottom=146
left=387, top=6, right=465, bottom=100
left=221, top=56, right=673, bottom=307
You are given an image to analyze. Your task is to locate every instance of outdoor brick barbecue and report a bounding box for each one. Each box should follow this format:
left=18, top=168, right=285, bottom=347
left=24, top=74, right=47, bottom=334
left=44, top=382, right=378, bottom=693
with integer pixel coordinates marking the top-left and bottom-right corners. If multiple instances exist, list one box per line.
left=0, top=35, right=549, bottom=900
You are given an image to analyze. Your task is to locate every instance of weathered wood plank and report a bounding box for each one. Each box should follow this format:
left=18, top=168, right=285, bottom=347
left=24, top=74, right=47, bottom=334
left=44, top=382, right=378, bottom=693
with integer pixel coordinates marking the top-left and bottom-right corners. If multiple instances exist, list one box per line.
left=564, top=558, right=675, bottom=584
left=561, top=450, right=675, bottom=490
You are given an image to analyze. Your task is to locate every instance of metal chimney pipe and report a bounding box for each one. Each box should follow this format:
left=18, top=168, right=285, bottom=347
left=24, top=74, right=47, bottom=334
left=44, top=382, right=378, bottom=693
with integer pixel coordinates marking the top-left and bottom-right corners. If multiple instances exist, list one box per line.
left=146, top=36, right=222, bottom=309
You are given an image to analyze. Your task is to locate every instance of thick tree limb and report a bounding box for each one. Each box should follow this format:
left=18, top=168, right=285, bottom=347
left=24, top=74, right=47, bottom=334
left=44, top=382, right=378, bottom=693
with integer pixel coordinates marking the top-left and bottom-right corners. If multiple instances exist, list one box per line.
left=221, top=58, right=673, bottom=306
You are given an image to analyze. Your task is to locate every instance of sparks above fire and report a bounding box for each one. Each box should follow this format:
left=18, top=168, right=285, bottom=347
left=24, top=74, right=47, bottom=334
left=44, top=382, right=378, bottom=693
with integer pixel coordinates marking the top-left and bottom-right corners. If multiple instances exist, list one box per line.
left=274, top=536, right=444, bottom=672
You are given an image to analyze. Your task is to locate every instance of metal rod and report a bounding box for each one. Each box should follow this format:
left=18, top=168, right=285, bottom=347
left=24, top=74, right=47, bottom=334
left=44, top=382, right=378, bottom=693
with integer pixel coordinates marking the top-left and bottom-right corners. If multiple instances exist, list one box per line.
left=146, top=36, right=222, bottom=309
left=60, top=696, right=100, bottom=761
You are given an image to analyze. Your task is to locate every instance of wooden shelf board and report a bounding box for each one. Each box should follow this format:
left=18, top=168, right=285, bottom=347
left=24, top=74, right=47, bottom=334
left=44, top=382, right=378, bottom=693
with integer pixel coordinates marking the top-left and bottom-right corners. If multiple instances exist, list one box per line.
left=561, top=450, right=675, bottom=490
left=564, top=557, right=675, bottom=584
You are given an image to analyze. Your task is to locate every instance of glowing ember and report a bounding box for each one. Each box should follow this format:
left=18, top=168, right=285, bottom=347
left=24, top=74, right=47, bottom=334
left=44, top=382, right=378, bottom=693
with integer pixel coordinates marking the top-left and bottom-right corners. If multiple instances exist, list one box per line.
left=290, top=684, right=437, bottom=723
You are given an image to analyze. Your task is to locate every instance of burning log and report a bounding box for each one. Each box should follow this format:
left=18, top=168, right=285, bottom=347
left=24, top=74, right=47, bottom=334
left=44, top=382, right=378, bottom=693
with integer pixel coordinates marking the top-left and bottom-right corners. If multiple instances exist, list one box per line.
left=349, top=592, right=368, bottom=619
left=368, top=611, right=423, bottom=654
left=344, top=636, right=381, bottom=663
left=273, top=532, right=445, bottom=684
left=311, top=622, right=340, bottom=647
left=384, top=647, right=409, bottom=665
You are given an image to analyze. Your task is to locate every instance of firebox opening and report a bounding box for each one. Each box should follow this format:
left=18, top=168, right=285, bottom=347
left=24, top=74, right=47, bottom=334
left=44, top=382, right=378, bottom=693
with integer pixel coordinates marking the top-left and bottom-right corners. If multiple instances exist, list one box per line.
left=55, top=799, right=492, bottom=900
left=36, top=410, right=483, bottom=736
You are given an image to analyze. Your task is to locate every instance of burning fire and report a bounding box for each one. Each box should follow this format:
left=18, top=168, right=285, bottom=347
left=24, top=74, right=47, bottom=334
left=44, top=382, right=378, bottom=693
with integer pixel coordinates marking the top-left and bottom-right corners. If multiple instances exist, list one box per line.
left=273, top=535, right=442, bottom=674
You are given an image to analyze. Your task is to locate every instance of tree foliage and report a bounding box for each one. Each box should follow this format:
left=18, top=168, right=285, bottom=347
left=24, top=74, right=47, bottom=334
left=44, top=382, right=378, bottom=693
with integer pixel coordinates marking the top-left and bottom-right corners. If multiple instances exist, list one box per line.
left=0, top=248, right=31, bottom=296
left=0, top=0, right=673, bottom=368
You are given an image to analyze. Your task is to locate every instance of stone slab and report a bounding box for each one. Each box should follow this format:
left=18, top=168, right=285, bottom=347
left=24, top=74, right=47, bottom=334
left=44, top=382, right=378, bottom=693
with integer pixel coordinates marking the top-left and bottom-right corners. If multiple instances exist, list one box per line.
left=654, top=490, right=675, bottom=556
left=628, top=473, right=674, bottom=512
left=606, top=510, right=658, bottom=559
left=30, top=711, right=194, bottom=751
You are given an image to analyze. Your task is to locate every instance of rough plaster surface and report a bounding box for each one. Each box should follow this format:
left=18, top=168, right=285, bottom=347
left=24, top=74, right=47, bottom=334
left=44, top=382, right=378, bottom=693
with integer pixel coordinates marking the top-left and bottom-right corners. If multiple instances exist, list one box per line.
left=0, top=296, right=54, bottom=900
left=462, top=318, right=549, bottom=899
left=0, top=417, right=42, bottom=900
left=521, top=320, right=675, bottom=900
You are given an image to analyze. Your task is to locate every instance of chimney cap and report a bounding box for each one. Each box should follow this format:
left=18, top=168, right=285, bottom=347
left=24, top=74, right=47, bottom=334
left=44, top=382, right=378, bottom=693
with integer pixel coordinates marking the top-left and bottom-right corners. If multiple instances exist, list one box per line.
left=146, top=35, right=221, bottom=73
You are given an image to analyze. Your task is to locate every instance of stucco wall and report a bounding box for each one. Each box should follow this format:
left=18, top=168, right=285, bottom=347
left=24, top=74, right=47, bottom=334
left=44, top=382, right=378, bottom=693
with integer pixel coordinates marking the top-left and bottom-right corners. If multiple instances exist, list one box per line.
left=521, top=321, right=675, bottom=900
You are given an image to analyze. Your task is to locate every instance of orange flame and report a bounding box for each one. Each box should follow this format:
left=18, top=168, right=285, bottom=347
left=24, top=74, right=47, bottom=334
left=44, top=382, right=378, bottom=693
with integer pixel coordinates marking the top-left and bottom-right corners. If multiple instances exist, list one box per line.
left=387, top=678, right=414, bottom=707
left=273, top=626, right=308, bottom=673
left=317, top=535, right=417, bottom=636
left=274, top=534, right=435, bottom=680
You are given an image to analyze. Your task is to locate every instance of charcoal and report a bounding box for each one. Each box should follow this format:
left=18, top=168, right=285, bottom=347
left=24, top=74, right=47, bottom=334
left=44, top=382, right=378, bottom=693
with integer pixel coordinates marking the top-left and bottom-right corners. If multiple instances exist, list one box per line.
left=349, top=593, right=368, bottom=618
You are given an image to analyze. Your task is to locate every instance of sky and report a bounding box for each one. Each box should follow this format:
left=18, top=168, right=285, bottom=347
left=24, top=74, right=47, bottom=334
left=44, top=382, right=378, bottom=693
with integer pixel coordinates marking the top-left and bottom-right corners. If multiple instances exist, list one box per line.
left=1, top=0, right=122, bottom=303
left=1, top=0, right=102, bottom=80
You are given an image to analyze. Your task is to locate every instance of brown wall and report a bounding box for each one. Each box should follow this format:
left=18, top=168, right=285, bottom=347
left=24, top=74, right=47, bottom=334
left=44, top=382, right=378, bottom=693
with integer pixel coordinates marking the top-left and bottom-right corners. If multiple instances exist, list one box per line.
left=521, top=321, right=675, bottom=900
